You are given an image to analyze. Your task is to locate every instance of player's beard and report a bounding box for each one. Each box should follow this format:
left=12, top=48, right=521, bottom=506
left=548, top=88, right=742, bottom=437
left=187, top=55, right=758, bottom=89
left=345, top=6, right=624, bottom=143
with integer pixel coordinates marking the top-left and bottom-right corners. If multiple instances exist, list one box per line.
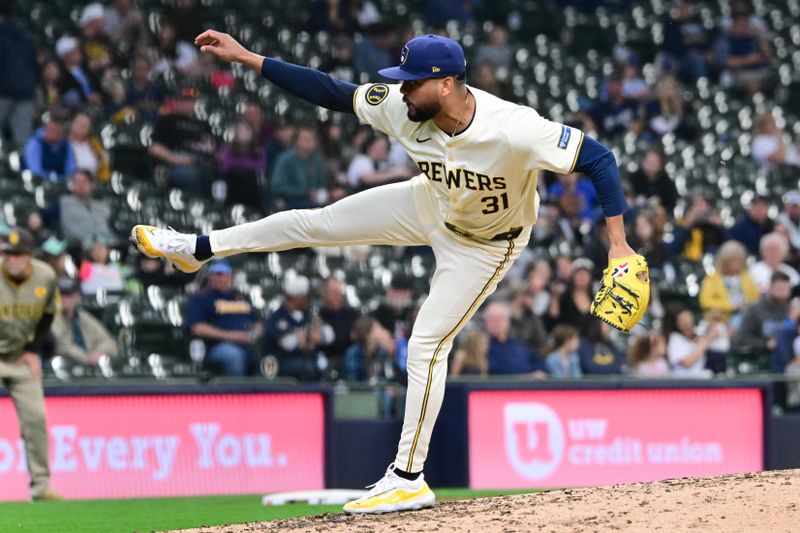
left=405, top=99, right=441, bottom=122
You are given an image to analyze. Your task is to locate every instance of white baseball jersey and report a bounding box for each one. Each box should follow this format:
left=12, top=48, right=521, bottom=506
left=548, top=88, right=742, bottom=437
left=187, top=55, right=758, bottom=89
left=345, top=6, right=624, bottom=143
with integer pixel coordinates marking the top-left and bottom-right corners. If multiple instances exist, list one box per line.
left=353, top=83, right=585, bottom=240
left=207, top=79, right=590, bottom=478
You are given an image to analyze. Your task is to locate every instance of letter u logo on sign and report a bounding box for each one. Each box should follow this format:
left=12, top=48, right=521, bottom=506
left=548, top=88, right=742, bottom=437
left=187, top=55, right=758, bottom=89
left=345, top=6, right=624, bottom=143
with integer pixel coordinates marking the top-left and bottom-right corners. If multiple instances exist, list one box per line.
left=503, top=402, right=565, bottom=480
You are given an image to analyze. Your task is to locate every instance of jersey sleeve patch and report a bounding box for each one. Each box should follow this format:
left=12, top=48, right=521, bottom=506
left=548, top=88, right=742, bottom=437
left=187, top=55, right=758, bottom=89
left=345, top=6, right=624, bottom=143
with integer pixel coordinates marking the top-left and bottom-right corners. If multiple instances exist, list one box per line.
left=557, top=125, right=571, bottom=150
left=365, top=84, right=390, bottom=106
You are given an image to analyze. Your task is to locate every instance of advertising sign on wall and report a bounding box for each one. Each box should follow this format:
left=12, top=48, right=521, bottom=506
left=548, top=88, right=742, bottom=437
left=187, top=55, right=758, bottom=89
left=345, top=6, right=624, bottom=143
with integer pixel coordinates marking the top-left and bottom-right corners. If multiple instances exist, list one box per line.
left=0, top=393, right=325, bottom=500
left=469, top=389, right=763, bottom=488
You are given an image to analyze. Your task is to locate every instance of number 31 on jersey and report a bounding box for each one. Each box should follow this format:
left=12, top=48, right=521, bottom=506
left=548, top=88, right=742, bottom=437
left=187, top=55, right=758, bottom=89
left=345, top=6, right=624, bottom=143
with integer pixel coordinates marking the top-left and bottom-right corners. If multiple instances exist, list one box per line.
left=481, top=192, right=509, bottom=214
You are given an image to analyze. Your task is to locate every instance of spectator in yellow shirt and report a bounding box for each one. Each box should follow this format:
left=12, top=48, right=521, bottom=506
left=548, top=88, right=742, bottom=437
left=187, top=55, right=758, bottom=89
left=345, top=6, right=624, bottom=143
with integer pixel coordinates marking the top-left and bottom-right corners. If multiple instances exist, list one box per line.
left=699, top=240, right=759, bottom=321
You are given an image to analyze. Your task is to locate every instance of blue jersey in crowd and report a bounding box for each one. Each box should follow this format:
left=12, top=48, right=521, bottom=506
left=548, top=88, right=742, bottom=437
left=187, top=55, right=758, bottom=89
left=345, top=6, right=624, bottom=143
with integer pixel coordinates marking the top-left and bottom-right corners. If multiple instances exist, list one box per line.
left=264, top=305, right=307, bottom=356
left=488, top=336, right=547, bottom=375
left=185, top=289, right=258, bottom=339
left=578, top=339, right=624, bottom=375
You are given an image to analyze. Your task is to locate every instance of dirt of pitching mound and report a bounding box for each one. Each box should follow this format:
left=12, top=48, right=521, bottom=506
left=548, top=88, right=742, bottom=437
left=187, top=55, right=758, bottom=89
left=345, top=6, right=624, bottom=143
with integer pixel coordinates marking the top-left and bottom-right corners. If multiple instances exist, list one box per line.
left=173, top=469, right=800, bottom=533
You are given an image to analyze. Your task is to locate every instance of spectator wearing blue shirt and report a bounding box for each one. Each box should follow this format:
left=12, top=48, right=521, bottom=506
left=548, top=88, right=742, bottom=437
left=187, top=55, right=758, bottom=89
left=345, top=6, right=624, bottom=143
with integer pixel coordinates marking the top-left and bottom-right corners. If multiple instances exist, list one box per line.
left=547, top=172, right=599, bottom=223
left=591, top=72, right=640, bottom=137
left=663, top=0, right=715, bottom=81
left=54, top=35, right=104, bottom=109
left=185, top=261, right=262, bottom=376
left=578, top=319, right=625, bottom=375
left=545, top=325, right=582, bottom=378
left=727, top=195, right=774, bottom=256
left=23, top=119, right=76, bottom=183
left=0, top=1, right=39, bottom=148
left=353, top=23, right=395, bottom=81
left=770, top=300, right=800, bottom=409
left=484, top=302, right=547, bottom=377
left=770, top=310, right=800, bottom=374
left=715, top=8, right=772, bottom=97
left=318, top=276, right=358, bottom=360
left=307, top=0, right=358, bottom=35
left=122, top=55, right=164, bottom=123
left=265, top=274, right=329, bottom=380
left=425, top=0, right=479, bottom=27
left=266, top=123, right=296, bottom=178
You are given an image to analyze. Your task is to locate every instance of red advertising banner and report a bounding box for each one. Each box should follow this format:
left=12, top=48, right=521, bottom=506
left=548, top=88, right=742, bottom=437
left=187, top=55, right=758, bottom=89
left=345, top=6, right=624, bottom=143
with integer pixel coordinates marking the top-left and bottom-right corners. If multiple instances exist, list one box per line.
left=469, top=389, right=763, bottom=489
left=0, top=393, right=324, bottom=501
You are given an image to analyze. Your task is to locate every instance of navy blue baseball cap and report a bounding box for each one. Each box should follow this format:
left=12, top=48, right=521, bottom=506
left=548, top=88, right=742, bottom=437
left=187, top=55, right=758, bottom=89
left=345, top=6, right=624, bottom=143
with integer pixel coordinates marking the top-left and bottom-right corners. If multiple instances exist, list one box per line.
left=378, top=34, right=466, bottom=81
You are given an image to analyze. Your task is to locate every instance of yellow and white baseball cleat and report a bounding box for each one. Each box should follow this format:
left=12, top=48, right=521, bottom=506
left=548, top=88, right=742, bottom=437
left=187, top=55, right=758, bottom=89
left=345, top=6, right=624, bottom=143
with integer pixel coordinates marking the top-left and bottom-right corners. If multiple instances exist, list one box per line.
left=343, top=464, right=436, bottom=514
left=130, top=225, right=207, bottom=274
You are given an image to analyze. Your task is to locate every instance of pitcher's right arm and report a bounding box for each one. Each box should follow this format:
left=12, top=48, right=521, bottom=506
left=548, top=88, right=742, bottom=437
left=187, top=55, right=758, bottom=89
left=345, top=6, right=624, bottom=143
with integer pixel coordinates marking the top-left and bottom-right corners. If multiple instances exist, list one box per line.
left=195, top=29, right=357, bottom=114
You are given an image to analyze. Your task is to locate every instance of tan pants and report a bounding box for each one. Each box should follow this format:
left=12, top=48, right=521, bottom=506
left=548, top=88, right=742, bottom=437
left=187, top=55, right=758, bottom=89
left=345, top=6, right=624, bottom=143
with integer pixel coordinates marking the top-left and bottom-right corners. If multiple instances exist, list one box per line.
left=211, top=175, right=528, bottom=472
left=0, top=358, right=50, bottom=497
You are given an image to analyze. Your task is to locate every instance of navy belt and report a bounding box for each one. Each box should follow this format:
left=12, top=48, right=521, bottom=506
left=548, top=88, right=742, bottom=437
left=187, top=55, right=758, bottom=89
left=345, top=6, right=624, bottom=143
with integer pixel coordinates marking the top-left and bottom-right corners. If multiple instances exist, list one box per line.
left=445, top=222, right=523, bottom=242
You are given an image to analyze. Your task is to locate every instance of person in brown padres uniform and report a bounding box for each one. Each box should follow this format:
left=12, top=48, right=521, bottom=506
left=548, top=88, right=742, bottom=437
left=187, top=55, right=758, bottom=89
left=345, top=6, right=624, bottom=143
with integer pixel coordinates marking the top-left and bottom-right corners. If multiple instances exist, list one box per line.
left=0, top=228, right=60, bottom=500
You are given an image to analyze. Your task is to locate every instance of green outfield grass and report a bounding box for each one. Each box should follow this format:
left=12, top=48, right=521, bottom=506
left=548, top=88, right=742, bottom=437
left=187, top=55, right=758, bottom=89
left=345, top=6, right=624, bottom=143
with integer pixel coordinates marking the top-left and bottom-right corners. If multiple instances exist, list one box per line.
left=0, top=488, right=536, bottom=533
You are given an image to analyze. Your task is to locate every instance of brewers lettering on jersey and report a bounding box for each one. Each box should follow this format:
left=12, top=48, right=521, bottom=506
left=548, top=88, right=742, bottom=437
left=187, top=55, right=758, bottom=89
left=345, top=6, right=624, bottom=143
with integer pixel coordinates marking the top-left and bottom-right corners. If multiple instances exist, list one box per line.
left=132, top=31, right=643, bottom=514
left=354, top=81, right=584, bottom=241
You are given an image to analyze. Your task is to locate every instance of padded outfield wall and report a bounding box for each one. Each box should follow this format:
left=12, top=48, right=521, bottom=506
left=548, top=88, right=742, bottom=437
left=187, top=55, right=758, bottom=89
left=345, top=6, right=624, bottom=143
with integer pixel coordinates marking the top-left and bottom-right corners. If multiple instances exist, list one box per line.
left=0, top=380, right=788, bottom=500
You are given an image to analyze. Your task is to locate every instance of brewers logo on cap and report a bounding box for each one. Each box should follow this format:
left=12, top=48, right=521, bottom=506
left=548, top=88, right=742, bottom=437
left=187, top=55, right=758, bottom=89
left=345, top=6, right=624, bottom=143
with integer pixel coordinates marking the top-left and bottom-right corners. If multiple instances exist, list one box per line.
left=8, top=231, right=19, bottom=246
left=378, top=34, right=466, bottom=81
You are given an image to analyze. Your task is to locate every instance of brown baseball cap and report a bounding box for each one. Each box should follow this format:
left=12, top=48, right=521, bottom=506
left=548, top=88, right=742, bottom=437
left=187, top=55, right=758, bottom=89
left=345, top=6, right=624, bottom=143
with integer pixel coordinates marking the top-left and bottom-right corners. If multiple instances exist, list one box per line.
left=2, top=227, right=35, bottom=254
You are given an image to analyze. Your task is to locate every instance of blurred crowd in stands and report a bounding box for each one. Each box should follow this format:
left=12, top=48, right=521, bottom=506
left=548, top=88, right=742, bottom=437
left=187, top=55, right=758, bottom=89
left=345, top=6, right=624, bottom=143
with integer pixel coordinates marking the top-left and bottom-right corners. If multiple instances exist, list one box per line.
left=2, top=0, right=800, bottom=409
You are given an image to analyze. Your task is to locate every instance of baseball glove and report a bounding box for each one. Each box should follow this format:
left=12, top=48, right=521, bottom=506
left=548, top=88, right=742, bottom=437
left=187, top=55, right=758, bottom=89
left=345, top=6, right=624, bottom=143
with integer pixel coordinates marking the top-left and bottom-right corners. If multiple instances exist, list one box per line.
left=590, top=254, right=650, bottom=332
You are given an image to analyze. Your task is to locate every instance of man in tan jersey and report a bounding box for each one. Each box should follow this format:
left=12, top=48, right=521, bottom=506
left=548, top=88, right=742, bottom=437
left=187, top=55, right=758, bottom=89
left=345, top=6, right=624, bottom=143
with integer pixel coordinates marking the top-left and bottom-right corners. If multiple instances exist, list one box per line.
left=0, top=228, right=60, bottom=500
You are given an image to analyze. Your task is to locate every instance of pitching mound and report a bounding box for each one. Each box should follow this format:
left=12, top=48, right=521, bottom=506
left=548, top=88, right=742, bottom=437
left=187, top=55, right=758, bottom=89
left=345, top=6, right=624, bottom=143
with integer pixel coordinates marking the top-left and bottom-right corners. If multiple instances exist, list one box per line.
left=177, top=469, right=800, bottom=532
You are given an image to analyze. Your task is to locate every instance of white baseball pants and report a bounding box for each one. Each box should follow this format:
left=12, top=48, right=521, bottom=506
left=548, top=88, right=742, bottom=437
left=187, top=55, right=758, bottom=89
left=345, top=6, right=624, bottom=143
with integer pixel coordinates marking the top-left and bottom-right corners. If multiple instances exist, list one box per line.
left=209, top=175, right=528, bottom=472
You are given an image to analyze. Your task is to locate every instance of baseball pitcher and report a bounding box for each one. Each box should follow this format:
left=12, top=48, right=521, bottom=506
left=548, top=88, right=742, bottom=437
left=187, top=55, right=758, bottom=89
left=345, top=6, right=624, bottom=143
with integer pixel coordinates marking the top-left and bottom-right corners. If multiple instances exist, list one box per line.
left=132, top=32, right=649, bottom=513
